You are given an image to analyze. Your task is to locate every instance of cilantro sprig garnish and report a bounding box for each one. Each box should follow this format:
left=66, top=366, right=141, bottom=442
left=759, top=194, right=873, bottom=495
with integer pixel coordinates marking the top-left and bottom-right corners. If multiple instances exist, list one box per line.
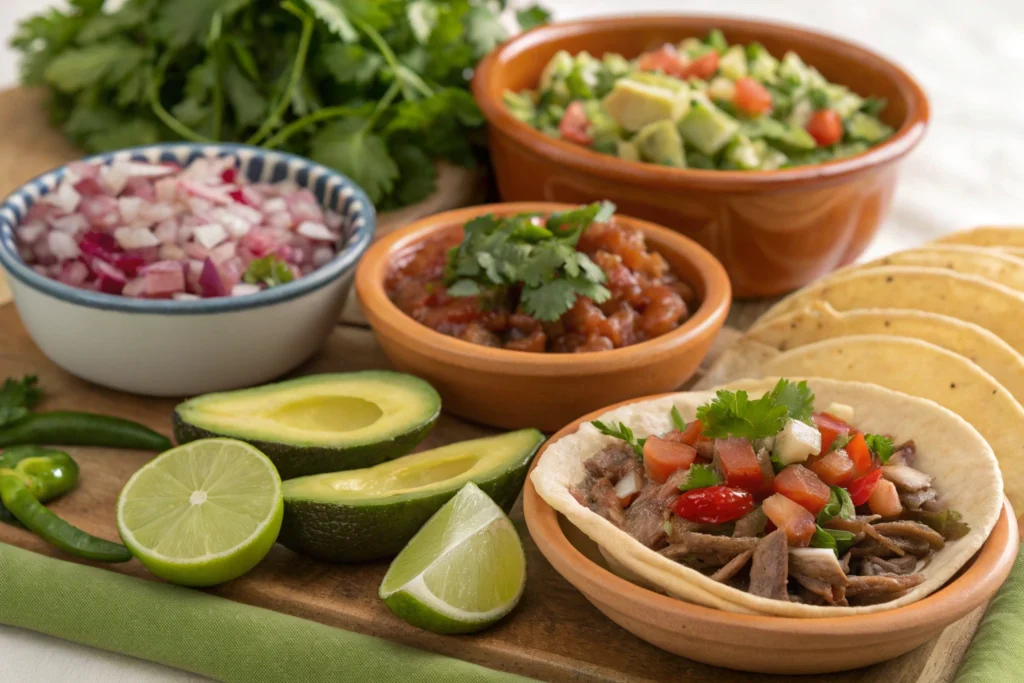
left=696, top=379, right=814, bottom=440
left=679, top=464, right=721, bottom=492
left=591, top=420, right=645, bottom=459
left=0, top=376, right=43, bottom=429
left=810, top=526, right=857, bottom=556
left=243, top=255, right=295, bottom=289
left=865, top=434, right=895, bottom=464
left=445, top=202, right=615, bottom=321
left=816, top=486, right=855, bottom=525
left=11, top=1, right=549, bottom=209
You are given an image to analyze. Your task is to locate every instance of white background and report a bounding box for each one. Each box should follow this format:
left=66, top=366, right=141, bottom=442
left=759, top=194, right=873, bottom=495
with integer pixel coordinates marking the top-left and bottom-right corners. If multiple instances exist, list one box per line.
left=1, top=0, right=1022, bottom=680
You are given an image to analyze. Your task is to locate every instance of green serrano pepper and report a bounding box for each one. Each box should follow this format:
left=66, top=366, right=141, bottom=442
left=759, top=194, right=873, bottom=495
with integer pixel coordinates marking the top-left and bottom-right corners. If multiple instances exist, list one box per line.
left=0, top=412, right=172, bottom=451
left=0, top=446, right=132, bottom=563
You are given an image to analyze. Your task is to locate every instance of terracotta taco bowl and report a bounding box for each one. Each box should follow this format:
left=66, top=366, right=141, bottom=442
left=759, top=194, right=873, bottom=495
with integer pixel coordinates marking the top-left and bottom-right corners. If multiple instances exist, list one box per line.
left=523, top=388, right=1018, bottom=674
left=354, top=202, right=730, bottom=431
left=473, top=15, right=930, bottom=298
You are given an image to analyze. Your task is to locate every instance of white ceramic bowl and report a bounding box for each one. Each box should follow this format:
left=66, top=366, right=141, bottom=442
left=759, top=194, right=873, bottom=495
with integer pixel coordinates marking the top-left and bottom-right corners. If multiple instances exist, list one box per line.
left=0, top=144, right=375, bottom=397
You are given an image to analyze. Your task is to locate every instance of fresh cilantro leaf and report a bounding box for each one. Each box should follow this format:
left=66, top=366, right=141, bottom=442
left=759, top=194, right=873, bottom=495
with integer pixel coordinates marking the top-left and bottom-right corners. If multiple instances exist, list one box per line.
left=0, top=376, right=43, bottom=429
left=768, top=379, right=814, bottom=424
left=223, top=61, right=268, bottom=129
left=811, top=526, right=857, bottom=556
left=519, top=279, right=579, bottom=322
left=465, top=4, right=507, bottom=56
left=670, top=405, right=686, bottom=432
left=865, top=434, right=895, bottom=464
left=591, top=420, right=645, bottom=459
left=406, top=0, right=439, bottom=43
left=43, top=42, right=144, bottom=92
left=386, top=144, right=437, bottom=208
left=154, top=0, right=252, bottom=49
left=243, top=255, right=295, bottom=288
left=816, top=486, right=855, bottom=524
left=828, top=433, right=853, bottom=453
left=311, top=119, right=399, bottom=203
left=679, top=463, right=721, bottom=492
left=320, top=43, right=383, bottom=85
left=546, top=201, right=615, bottom=242
left=85, top=119, right=161, bottom=152
left=861, top=97, right=887, bottom=116
left=446, top=279, right=481, bottom=297
left=516, top=5, right=552, bottom=31
left=303, top=0, right=358, bottom=41
left=696, top=389, right=789, bottom=440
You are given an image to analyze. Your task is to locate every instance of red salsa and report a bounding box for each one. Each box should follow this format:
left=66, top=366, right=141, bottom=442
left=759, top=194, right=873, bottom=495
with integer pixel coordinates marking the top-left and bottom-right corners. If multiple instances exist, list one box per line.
left=386, top=205, right=698, bottom=353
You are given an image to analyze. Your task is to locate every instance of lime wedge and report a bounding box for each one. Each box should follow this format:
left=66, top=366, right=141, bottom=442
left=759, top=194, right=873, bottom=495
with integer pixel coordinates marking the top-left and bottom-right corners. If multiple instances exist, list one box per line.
left=379, top=482, right=526, bottom=634
left=116, top=438, right=283, bottom=587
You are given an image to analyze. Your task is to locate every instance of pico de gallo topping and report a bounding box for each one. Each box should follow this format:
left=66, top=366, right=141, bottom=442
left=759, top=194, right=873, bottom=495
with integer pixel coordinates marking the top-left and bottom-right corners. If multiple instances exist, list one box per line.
left=386, top=202, right=698, bottom=353
left=572, top=379, right=969, bottom=606
left=504, top=29, right=893, bottom=171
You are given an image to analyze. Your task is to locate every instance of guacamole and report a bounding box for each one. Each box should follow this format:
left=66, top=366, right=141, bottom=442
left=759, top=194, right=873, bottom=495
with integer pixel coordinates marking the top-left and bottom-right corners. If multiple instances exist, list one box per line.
left=503, top=30, right=894, bottom=171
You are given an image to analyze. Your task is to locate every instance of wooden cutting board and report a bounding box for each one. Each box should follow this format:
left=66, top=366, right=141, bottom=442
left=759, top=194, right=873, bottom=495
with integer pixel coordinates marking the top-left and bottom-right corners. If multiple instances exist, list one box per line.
left=0, top=87, right=486, bottom=309
left=0, top=302, right=984, bottom=682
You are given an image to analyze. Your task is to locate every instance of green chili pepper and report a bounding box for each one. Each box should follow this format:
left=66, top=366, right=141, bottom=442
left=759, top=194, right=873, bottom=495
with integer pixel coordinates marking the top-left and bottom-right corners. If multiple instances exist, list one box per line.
left=0, top=412, right=171, bottom=451
left=0, top=446, right=132, bottom=563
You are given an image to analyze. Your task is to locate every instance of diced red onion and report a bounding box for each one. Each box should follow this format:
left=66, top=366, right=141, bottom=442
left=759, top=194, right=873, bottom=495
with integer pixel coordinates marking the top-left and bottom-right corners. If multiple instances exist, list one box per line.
left=16, top=155, right=345, bottom=298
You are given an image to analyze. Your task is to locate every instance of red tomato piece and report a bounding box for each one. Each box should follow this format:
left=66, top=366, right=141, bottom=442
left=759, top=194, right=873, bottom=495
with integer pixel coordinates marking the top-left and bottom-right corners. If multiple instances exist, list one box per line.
left=643, top=436, right=697, bottom=484
left=773, top=464, right=831, bottom=515
left=712, top=438, right=764, bottom=492
left=681, top=52, right=720, bottom=80
left=812, top=412, right=852, bottom=454
left=637, top=44, right=688, bottom=78
left=806, top=108, right=843, bottom=146
left=677, top=419, right=704, bottom=446
left=558, top=101, right=594, bottom=146
left=672, top=485, right=754, bottom=525
left=843, top=432, right=874, bottom=477
left=733, top=77, right=773, bottom=115
left=847, top=468, right=883, bottom=506
left=762, top=493, right=816, bottom=546
left=807, top=448, right=855, bottom=487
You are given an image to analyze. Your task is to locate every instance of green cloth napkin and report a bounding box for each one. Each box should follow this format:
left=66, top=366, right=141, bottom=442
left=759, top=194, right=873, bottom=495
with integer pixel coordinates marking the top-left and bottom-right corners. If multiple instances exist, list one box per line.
left=955, top=543, right=1024, bottom=683
left=0, top=542, right=534, bottom=683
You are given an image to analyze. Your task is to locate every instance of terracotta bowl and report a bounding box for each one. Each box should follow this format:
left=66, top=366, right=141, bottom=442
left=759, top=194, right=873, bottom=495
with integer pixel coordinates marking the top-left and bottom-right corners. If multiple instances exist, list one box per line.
left=472, top=15, right=930, bottom=298
left=354, top=203, right=730, bottom=431
left=523, top=398, right=1019, bottom=675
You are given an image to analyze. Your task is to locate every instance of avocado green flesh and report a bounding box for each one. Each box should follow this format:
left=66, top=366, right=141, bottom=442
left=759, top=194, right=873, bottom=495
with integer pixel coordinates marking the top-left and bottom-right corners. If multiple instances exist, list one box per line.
left=172, top=371, right=441, bottom=480
left=279, top=429, right=544, bottom=563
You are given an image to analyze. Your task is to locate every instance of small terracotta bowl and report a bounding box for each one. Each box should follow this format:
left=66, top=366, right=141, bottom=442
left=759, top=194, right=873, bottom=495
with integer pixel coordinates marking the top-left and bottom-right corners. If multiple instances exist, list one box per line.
left=524, top=398, right=1019, bottom=675
left=354, top=203, right=730, bottom=431
left=473, top=15, right=930, bottom=298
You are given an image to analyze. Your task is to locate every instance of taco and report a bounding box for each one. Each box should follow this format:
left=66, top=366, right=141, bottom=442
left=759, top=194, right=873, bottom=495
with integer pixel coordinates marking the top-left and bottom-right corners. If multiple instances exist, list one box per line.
left=753, top=266, right=1024, bottom=355
left=853, top=245, right=1024, bottom=292
left=697, top=335, right=1024, bottom=511
left=531, top=378, right=1003, bottom=617
left=738, top=302, right=1024, bottom=405
left=932, top=226, right=1024, bottom=249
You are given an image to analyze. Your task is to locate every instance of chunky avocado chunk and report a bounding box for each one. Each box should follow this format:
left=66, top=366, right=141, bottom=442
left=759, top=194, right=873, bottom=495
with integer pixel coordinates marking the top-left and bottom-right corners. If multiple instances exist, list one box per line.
left=603, top=79, right=689, bottom=133
left=845, top=112, right=893, bottom=143
left=722, top=135, right=760, bottom=170
left=173, top=372, right=441, bottom=480
left=678, top=98, right=740, bottom=155
left=634, top=119, right=686, bottom=167
left=279, top=429, right=544, bottom=562
left=719, top=45, right=747, bottom=80
left=625, top=71, right=688, bottom=94
left=503, top=91, right=536, bottom=124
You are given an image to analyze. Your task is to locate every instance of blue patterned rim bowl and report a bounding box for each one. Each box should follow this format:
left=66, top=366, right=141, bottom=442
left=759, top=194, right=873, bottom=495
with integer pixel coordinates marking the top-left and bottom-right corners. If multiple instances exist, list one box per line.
left=0, top=143, right=376, bottom=397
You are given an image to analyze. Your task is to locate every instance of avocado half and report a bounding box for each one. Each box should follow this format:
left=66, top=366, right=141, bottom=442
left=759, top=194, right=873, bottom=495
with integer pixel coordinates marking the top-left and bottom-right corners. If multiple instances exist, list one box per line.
left=172, top=372, right=441, bottom=480
left=279, top=429, right=544, bottom=563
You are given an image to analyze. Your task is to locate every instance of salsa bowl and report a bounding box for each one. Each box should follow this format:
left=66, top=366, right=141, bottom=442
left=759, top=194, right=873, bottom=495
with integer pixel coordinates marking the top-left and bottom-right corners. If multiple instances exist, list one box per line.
left=354, top=203, right=730, bottom=431
left=472, top=15, right=930, bottom=298
left=523, top=397, right=1018, bottom=674
left=0, top=143, right=374, bottom=396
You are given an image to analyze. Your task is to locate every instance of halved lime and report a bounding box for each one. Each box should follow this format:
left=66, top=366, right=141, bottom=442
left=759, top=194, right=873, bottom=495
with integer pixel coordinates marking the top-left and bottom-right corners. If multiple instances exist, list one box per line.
left=379, top=482, right=526, bottom=634
left=116, top=438, right=283, bottom=587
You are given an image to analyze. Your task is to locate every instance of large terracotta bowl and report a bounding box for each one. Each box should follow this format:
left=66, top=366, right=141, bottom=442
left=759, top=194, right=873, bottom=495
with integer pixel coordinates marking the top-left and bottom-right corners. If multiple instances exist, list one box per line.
left=354, top=203, right=730, bottom=431
left=473, top=16, right=930, bottom=298
left=523, top=398, right=1019, bottom=674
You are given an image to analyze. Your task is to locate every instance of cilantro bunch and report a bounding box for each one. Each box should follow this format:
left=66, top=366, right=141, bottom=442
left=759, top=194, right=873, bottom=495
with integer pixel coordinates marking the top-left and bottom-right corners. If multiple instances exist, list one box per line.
left=445, top=201, right=615, bottom=321
left=11, top=0, right=549, bottom=209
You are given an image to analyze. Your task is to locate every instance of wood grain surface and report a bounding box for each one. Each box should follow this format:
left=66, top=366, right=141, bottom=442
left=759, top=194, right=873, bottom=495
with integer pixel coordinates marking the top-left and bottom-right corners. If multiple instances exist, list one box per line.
left=0, top=87, right=487, bottom=309
left=0, top=302, right=985, bottom=682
